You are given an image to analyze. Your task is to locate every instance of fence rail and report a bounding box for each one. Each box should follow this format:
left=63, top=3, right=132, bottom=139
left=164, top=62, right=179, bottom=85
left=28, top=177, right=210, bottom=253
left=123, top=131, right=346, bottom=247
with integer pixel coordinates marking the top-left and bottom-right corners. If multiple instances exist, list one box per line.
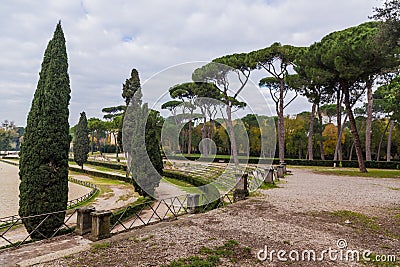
left=67, top=177, right=98, bottom=209
left=110, top=191, right=233, bottom=234
left=0, top=168, right=253, bottom=250
left=0, top=178, right=97, bottom=230
left=0, top=215, right=19, bottom=227
left=0, top=209, right=77, bottom=248
left=0, top=189, right=236, bottom=249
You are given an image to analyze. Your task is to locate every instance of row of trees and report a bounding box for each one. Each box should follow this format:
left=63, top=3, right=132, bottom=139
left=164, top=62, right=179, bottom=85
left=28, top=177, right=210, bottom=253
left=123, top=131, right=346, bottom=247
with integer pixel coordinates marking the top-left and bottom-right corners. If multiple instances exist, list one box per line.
left=18, top=22, right=164, bottom=237
left=160, top=109, right=399, bottom=161
left=71, top=69, right=144, bottom=159
left=158, top=1, right=400, bottom=172
left=0, top=120, right=24, bottom=152
left=15, top=1, right=399, bottom=237
left=71, top=68, right=164, bottom=195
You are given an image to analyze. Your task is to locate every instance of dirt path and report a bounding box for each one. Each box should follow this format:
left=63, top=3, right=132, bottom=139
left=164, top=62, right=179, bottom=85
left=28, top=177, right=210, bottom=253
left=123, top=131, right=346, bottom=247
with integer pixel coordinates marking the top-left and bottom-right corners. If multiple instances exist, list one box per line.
left=67, top=174, right=137, bottom=212
left=39, top=168, right=400, bottom=267
left=264, top=168, right=400, bottom=215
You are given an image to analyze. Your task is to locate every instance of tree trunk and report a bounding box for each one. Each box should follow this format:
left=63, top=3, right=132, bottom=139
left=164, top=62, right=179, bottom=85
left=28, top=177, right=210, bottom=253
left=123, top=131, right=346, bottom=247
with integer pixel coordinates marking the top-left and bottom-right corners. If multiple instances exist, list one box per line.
left=299, top=144, right=302, bottom=159
left=91, top=132, right=94, bottom=155
left=349, top=142, right=355, bottom=160
left=343, top=85, right=367, bottom=172
left=278, top=80, right=285, bottom=164
left=208, top=119, right=215, bottom=154
left=226, top=105, right=239, bottom=166
left=376, top=120, right=390, bottom=161
left=365, top=81, right=373, bottom=161
left=308, top=103, right=316, bottom=160
left=350, top=122, right=365, bottom=160
left=334, top=114, right=348, bottom=162
left=187, top=115, right=192, bottom=157
left=113, top=132, right=119, bottom=158
left=96, top=133, right=103, bottom=156
left=181, top=129, right=185, bottom=154
left=334, top=90, right=343, bottom=161
left=387, top=120, right=394, bottom=162
left=317, top=104, right=326, bottom=160
left=201, top=116, right=208, bottom=157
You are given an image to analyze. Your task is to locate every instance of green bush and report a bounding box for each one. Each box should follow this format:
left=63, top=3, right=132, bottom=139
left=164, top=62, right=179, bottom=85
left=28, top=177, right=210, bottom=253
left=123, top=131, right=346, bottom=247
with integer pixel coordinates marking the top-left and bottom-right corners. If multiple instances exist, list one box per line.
left=103, top=144, right=117, bottom=153
left=165, top=156, right=400, bottom=169
left=68, top=158, right=127, bottom=171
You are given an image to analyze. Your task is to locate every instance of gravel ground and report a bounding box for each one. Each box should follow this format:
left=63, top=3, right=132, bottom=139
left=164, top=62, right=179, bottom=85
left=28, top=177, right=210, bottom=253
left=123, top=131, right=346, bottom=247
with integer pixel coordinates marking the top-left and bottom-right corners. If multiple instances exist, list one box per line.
left=265, top=168, right=400, bottom=215
left=36, top=168, right=400, bottom=266
left=0, top=161, right=91, bottom=217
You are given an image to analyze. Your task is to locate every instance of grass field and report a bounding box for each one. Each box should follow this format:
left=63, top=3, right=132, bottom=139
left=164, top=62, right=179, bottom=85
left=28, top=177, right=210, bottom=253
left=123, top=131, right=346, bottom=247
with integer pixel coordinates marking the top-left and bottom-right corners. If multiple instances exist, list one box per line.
left=291, top=165, right=400, bottom=179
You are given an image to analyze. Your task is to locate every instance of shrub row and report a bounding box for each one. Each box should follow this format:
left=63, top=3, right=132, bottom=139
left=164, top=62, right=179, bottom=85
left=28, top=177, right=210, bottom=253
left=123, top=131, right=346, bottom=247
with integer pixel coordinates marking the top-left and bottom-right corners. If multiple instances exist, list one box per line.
left=2, top=156, right=17, bottom=159
left=164, top=156, right=400, bottom=169
left=0, top=159, right=19, bottom=166
left=271, top=159, right=400, bottom=169
left=68, top=166, right=140, bottom=193
left=68, top=158, right=127, bottom=171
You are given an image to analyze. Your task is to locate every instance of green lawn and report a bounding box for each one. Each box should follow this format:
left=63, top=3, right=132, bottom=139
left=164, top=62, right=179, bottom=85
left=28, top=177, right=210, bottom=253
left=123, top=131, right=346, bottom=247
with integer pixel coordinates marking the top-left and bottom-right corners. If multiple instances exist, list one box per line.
left=292, top=165, right=400, bottom=179
left=69, top=161, right=127, bottom=176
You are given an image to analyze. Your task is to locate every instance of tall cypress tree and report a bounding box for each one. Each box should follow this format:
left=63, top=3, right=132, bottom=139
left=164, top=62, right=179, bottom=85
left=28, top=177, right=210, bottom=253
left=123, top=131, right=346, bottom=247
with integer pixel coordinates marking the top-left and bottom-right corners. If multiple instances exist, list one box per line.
left=19, top=22, right=71, bottom=238
left=124, top=83, right=162, bottom=197
left=122, top=68, right=141, bottom=106
left=73, top=112, right=90, bottom=169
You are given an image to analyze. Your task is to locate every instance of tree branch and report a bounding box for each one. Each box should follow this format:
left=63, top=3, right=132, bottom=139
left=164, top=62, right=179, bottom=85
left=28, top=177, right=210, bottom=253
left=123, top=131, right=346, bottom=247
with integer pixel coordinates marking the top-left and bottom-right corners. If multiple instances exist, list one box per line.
left=283, top=91, right=298, bottom=109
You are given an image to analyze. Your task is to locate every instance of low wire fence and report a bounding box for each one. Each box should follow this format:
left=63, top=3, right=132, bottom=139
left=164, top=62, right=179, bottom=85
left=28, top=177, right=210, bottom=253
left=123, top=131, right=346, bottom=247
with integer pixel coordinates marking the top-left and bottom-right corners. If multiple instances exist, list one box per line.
left=110, top=191, right=234, bottom=234
left=0, top=190, right=235, bottom=249
left=0, top=209, right=77, bottom=248
left=67, top=177, right=98, bottom=209
left=0, top=178, right=98, bottom=248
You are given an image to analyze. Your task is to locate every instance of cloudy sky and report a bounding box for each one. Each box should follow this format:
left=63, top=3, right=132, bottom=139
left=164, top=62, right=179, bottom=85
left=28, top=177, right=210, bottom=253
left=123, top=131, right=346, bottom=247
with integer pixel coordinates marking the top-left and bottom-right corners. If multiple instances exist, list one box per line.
left=0, top=0, right=380, bottom=126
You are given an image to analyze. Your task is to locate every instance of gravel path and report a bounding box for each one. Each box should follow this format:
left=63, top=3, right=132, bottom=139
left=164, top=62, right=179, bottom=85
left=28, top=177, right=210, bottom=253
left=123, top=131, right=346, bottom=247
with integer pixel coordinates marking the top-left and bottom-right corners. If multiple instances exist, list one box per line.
left=264, top=168, right=400, bottom=215
left=0, top=161, right=91, bottom=217
left=33, top=167, right=399, bottom=267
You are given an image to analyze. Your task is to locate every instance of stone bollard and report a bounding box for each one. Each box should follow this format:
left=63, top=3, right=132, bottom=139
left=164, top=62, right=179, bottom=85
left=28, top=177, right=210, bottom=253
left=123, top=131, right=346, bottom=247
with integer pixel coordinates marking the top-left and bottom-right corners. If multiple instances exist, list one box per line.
left=264, top=167, right=275, bottom=184
left=233, top=173, right=249, bottom=202
left=277, top=165, right=284, bottom=178
left=187, top=194, right=200, bottom=213
left=281, top=163, right=287, bottom=174
left=89, top=210, right=112, bottom=241
left=75, top=206, right=96, bottom=235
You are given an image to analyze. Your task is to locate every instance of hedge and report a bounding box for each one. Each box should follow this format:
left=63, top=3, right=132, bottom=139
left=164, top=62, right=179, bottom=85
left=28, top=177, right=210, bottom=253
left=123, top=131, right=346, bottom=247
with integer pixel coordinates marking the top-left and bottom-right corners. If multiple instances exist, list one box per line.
left=164, top=156, right=400, bottom=169
left=68, top=158, right=127, bottom=171
left=68, top=166, right=140, bottom=193
left=163, top=170, right=221, bottom=210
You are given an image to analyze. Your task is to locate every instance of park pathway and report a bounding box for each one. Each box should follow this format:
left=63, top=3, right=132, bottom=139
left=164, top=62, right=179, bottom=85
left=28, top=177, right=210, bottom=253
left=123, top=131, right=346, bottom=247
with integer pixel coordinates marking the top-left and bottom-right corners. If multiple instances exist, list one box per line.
left=5, top=164, right=400, bottom=266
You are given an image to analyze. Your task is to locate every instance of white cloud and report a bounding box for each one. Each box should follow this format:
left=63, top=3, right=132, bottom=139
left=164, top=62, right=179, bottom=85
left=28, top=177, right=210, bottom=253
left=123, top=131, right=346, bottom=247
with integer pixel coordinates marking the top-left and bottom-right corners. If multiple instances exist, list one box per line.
left=0, top=0, right=378, bottom=125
